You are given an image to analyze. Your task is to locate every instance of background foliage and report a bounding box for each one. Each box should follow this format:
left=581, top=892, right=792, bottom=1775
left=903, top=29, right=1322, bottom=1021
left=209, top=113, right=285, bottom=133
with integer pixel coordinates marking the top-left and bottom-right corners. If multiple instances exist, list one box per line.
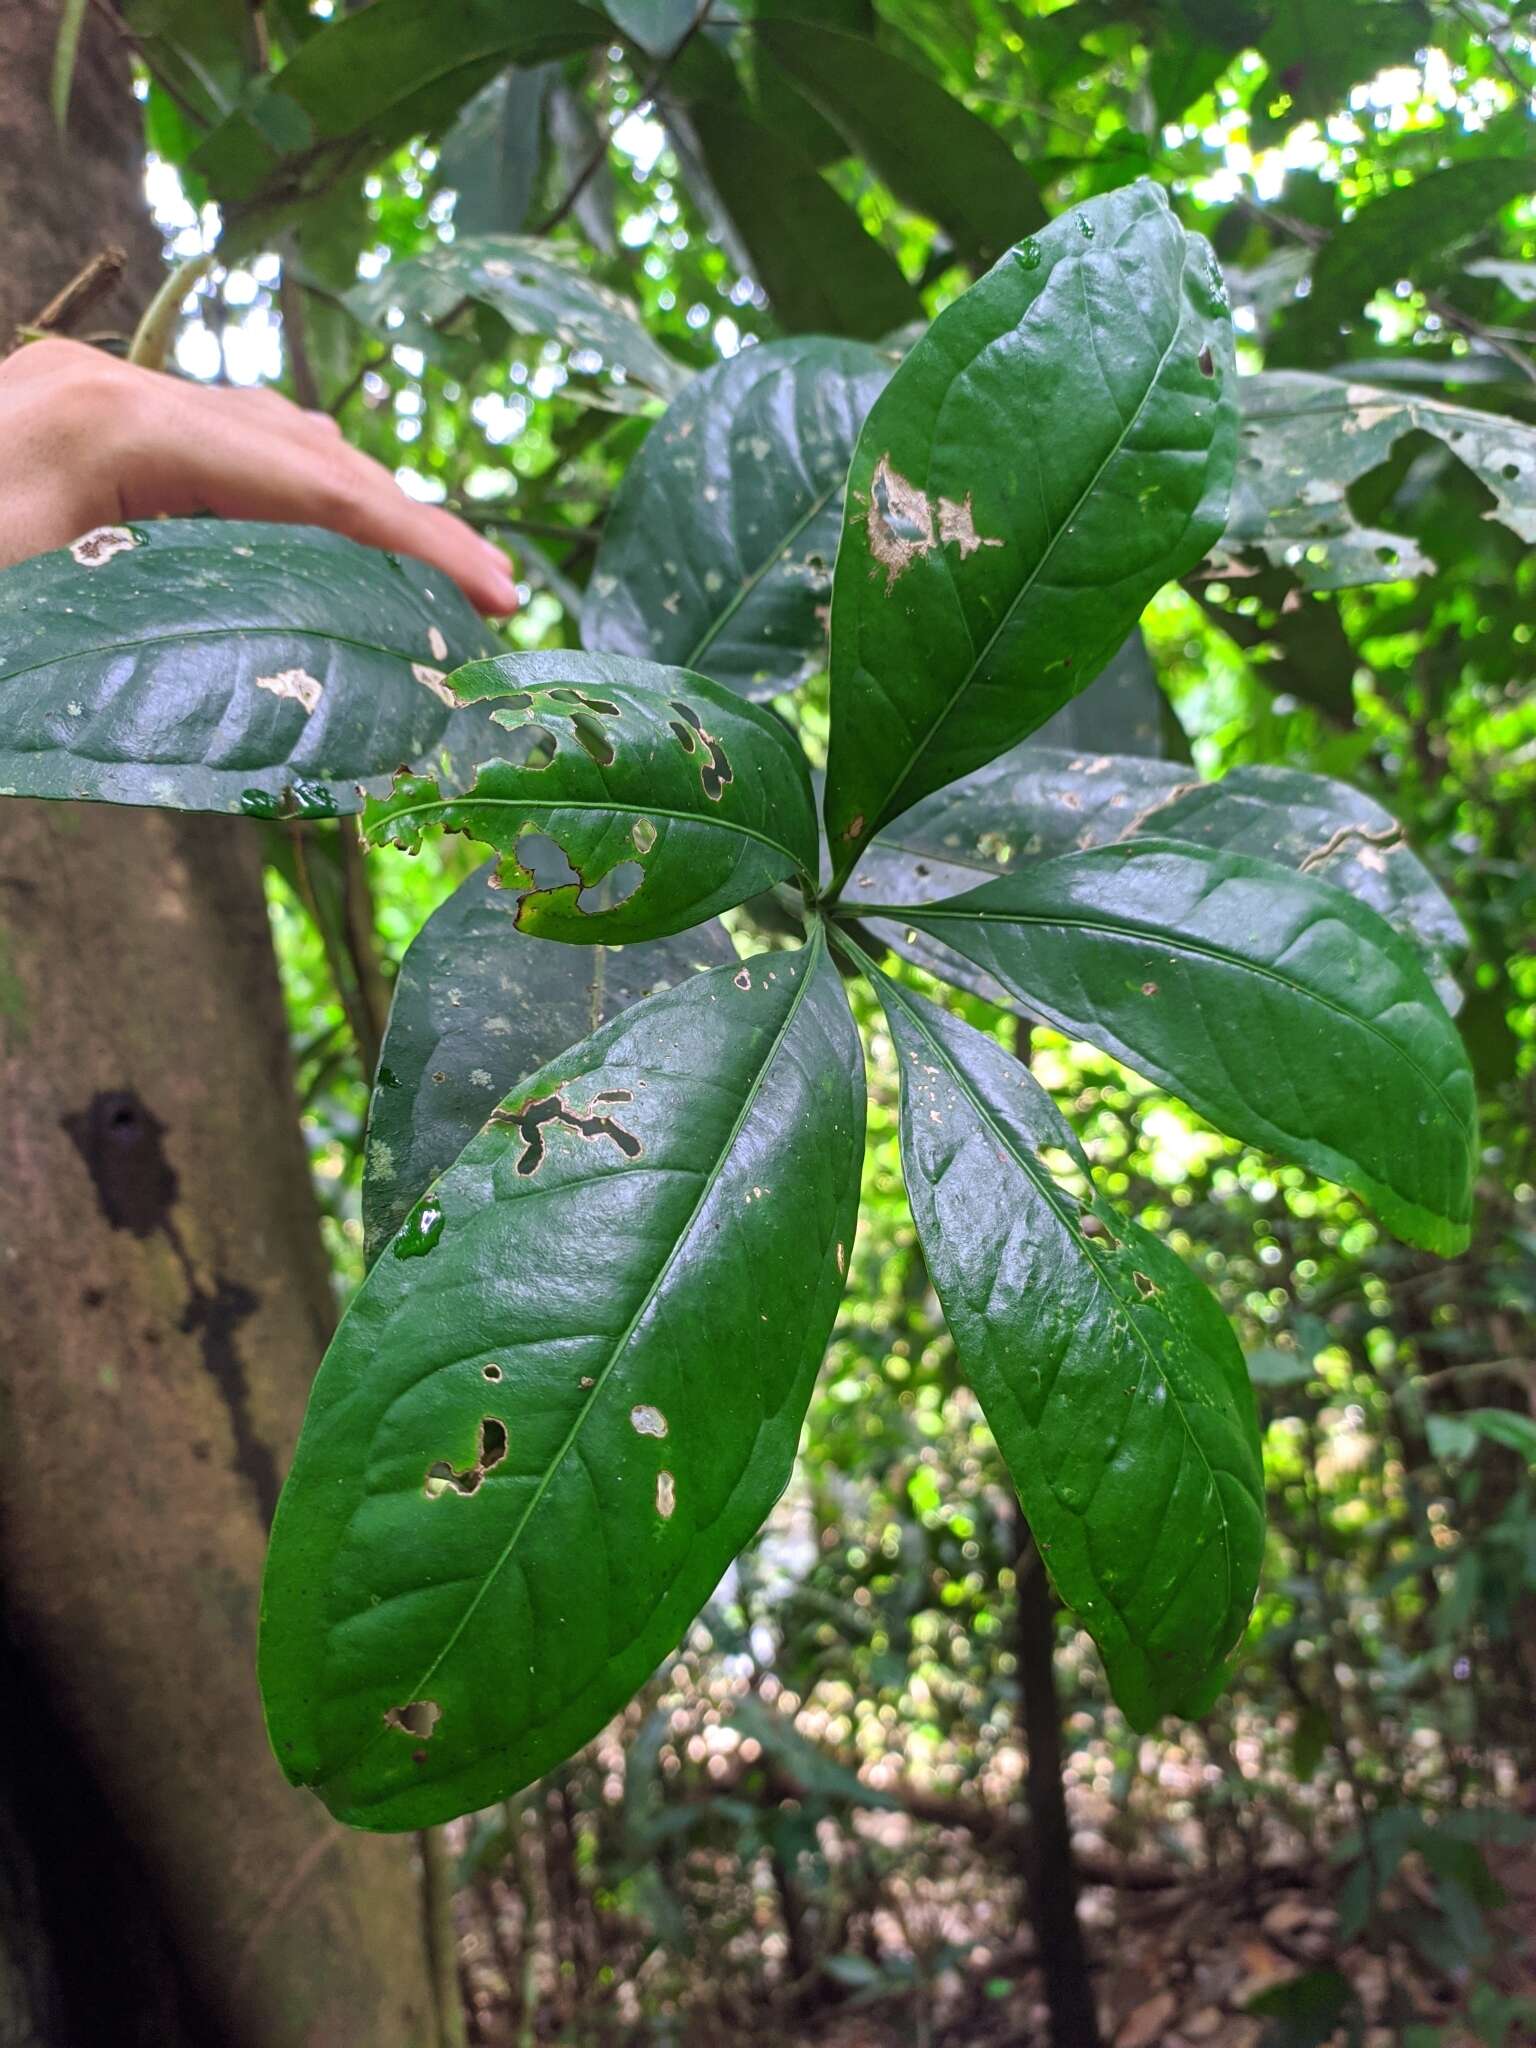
left=90, top=0, right=1536, bottom=2038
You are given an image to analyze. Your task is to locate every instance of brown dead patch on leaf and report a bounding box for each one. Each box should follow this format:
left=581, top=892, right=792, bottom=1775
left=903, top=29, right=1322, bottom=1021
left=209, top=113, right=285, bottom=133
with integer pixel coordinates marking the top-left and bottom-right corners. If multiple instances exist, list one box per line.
left=866, top=455, right=1002, bottom=591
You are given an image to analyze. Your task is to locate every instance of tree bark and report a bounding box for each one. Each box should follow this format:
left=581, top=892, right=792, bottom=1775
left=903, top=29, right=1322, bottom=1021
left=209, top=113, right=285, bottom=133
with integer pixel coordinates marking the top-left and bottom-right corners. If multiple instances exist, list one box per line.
left=0, top=7, right=443, bottom=2043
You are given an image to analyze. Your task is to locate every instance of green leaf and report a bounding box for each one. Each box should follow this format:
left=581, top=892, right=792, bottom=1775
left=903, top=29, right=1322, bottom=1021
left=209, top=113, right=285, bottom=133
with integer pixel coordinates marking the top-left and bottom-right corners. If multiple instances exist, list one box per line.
left=1284, top=160, right=1536, bottom=352
left=436, top=66, right=552, bottom=237
left=583, top=338, right=895, bottom=699
left=1225, top=370, right=1536, bottom=588
left=605, top=0, right=701, bottom=52
left=856, top=747, right=1462, bottom=1011
left=867, top=967, right=1263, bottom=1727
left=822, top=178, right=1237, bottom=885
left=188, top=0, right=605, bottom=222
left=683, top=100, right=924, bottom=340
left=0, top=520, right=500, bottom=816
left=888, top=841, right=1478, bottom=1255
left=260, top=932, right=865, bottom=1828
left=754, top=22, right=1046, bottom=266
left=346, top=235, right=688, bottom=404
left=1429, top=1409, right=1536, bottom=1464
left=363, top=651, right=819, bottom=943
left=363, top=860, right=736, bottom=1256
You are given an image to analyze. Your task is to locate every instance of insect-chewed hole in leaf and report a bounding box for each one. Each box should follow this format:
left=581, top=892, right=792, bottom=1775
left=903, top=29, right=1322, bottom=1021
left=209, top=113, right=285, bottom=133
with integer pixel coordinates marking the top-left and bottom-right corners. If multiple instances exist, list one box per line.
left=631, top=817, right=657, bottom=854
left=494, top=720, right=559, bottom=770
left=630, top=1404, right=669, bottom=1438
left=570, top=711, right=616, bottom=767
left=482, top=1363, right=503, bottom=1382
left=976, top=830, right=1013, bottom=867
left=546, top=686, right=620, bottom=715
left=498, top=1090, right=642, bottom=1176
left=668, top=719, right=697, bottom=755
left=384, top=1699, right=441, bottom=1740
left=512, top=832, right=583, bottom=892
left=578, top=861, right=644, bottom=914
left=424, top=1416, right=508, bottom=1499
left=1132, top=1271, right=1159, bottom=1299
left=1198, top=344, right=1215, bottom=376
left=1079, top=1212, right=1119, bottom=1247
left=669, top=700, right=733, bottom=802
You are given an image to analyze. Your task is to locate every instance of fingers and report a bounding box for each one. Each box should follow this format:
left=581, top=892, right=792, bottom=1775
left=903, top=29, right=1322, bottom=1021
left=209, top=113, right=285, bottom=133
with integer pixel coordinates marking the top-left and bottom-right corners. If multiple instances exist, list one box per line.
left=0, top=340, right=518, bottom=616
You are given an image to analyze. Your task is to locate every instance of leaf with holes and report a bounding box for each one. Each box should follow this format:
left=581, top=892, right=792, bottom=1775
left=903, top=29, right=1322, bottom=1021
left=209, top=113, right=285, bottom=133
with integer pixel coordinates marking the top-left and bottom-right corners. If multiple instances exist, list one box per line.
left=855, top=749, right=1464, bottom=1012
left=822, top=177, right=1236, bottom=886
left=0, top=520, right=501, bottom=816
left=346, top=234, right=688, bottom=403
left=583, top=338, right=895, bottom=699
left=362, top=651, right=818, bottom=942
left=888, top=841, right=1478, bottom=1255
left=869, top=968, right=1263, bottom=1727
left=259, top=932, right=864, bottom=1828
left=363, top=860, right=737, bottom=1257
left=1222, top=370, right=1536, bottom=588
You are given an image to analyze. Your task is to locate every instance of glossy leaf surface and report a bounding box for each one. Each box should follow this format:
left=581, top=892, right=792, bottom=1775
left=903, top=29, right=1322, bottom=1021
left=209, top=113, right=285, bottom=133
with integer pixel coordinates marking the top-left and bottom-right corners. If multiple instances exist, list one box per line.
left=348, top=235, right=688, bottom=402
left=755, top=22, right=1045, bottom=266
left=363, top=652, right=818, bottom=942
left=436, top=67, right=551, bottom=237
left=260, top=935, right=865, bottom=1828
left=1224, top=370, right=1536, bottom=588
left=0, top=520, right=499, bottom=815
left=855, top=750, right=1464, bottom=1008
left=893, top=841, right=1477, bottom=1254
left=872, top=973, right=1263, bottom=1726
left=583, top=338, right=894, bottom=698
left=364, top=861, right=736, bottom=1256
left=823, top=179, right=1237, bottom=882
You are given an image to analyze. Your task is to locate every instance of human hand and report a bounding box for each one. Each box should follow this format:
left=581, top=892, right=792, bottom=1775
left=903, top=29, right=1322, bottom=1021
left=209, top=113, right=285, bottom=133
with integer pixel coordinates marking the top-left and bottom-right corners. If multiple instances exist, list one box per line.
left=0, top=337, right=518, bottom=615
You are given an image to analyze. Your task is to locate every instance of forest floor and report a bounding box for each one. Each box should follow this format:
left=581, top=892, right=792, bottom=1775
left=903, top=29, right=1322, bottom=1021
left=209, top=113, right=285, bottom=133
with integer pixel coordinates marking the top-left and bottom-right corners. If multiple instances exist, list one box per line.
left=458, top=1818, right=1536, bottom=2046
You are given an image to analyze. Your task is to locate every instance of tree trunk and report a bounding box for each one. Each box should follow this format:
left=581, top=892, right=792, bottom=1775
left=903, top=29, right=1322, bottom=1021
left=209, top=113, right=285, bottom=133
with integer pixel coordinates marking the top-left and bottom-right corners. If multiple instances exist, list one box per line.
left=1016, top=1523, right=1103, bottom=2048
left=0, top=7, right=443, bottom=2043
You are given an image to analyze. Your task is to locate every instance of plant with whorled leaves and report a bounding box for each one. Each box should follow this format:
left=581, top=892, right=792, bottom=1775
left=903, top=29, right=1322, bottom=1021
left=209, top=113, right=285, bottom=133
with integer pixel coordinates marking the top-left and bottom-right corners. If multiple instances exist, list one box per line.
left=0, top=181, right=1477, bottom=1829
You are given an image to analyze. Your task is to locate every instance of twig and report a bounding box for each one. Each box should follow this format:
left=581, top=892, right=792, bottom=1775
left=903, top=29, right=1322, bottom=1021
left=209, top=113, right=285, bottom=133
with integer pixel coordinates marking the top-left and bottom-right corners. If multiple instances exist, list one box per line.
left=127, top=249, right=216, bottom=371
left=1239, top=194, right=1536, bottom=387
left=536, top=0, right=715, bottom=238
left=86, top=0, right=207, bottom=131
left=286, top=823, right=382, bottom=1079
left=11, top=245, right=126, bottom=351
left=337, top=817, right=390, bottom=1066
left=278, top=262, right=322, bottom=409
left=448, top=505, right=603, bottom=547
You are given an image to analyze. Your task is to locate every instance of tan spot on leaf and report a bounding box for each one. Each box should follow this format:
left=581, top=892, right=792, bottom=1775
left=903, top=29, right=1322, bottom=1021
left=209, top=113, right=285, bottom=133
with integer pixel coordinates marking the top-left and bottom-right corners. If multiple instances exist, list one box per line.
left=70, top=525, right=136, bottom=567
left=255, top=667, right=323, bottom=715
left=413, top=663, right=460, bottom=707
left=656, top=1469, right=676, bottom=1519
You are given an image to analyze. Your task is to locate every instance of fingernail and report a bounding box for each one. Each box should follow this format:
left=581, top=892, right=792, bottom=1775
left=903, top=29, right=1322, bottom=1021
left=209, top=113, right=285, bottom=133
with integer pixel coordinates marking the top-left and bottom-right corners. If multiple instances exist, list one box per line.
left=485, top=565, right=520, bottom=617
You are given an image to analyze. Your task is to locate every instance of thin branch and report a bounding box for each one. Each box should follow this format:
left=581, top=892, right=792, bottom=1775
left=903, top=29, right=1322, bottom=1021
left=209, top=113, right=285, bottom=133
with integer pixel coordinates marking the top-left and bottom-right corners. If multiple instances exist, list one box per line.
left=1240, top=194, right=1536, bottom=387
left=11, top=245, right=127, bottom=352
left=448, top=505, right=603, bottom=547
left=536, top=0, right=715, bottom=238
left=278, top=263, right=322, bottom=409
left=87, top=0, right=207, bottom=130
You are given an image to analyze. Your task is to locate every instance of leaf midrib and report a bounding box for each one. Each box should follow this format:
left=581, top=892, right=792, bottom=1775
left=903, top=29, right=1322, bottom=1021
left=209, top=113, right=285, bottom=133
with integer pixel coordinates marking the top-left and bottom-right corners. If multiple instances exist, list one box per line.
left=375, top=789, right=812, bottom=876
left=0, top=621, right=462, bottom=693
left=836, top=214, right=1192, bottom=877
left=894, top=891, right=1473, bottom=1140
left=335, top=932, right=828, bottom=1785
left=870, top=963, right=1243, bottom=1641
